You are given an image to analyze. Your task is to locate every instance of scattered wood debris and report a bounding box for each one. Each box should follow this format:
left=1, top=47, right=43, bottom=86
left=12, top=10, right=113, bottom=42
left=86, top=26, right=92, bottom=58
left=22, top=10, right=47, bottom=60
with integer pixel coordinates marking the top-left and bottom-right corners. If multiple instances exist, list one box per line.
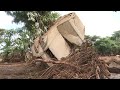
left=38, top=41, right=111, bottom=79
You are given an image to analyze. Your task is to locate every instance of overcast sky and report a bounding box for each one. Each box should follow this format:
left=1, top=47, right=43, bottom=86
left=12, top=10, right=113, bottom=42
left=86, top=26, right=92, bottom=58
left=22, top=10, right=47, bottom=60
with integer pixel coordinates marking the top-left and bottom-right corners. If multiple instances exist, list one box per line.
left=0, top=11, right=120, bottom=37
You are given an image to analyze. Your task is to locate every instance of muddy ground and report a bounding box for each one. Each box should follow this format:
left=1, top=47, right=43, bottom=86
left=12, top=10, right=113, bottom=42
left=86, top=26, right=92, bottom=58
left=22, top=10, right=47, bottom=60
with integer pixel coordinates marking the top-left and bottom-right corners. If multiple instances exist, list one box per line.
left=0, top=62, right=47, bottom=79
left=0, top=56, right=119, bottom=79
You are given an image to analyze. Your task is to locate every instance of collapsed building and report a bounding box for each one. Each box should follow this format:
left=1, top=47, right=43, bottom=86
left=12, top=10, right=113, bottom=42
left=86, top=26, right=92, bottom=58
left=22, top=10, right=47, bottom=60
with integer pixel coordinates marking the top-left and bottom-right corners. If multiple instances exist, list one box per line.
left=31, top=12, right=85, bottom=61
left=27, top=12, right=110, bottom=79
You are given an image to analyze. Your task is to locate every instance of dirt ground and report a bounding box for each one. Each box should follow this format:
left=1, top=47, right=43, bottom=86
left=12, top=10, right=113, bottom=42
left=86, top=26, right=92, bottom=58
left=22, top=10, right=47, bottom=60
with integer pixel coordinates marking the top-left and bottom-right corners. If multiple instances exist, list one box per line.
left=0, top=56, right=119, bottom=79
left=0, top=62, right=48, bottom=79
left=99, top=56, right=120, bottom=63
left=0, top=56, right=117, bottom=79
left=99, top=56, right=120, bottom=79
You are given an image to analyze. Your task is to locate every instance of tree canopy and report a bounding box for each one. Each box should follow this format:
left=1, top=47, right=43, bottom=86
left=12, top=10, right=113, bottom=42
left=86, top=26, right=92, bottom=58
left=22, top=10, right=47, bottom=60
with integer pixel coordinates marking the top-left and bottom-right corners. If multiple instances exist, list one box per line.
left=0, top=11, right=60, bottom=62
left=5, top=11, right=60, bottom=36
left=89, top=30, right=120, bottom=55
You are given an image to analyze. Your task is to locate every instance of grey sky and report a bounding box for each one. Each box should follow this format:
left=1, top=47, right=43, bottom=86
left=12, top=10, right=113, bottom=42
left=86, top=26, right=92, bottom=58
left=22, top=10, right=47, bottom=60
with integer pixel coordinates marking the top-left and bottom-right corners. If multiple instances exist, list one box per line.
left=0, top=11, right=120, bottom=37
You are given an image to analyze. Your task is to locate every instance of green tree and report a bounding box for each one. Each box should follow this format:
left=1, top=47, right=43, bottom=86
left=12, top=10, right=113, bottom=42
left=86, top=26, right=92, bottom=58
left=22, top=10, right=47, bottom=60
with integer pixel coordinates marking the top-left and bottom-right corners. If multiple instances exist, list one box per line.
left=111, top=30, right=120, bottom=54
left=94, top=38, right=110, bottom=55
left=0, top=29, right=5, bottom=43
left=111, top=30, right=120, bottom=41
left=94, top=37, right=120, bottom=55
left=0, top=28, right=31, bottom=62
left=0, top=29, right=16, bottom=61
left=1, top=11, right=60, bottom=62
left=5, top=11, right=60, bottom=36
left=85, top=35, right=100, bottom=45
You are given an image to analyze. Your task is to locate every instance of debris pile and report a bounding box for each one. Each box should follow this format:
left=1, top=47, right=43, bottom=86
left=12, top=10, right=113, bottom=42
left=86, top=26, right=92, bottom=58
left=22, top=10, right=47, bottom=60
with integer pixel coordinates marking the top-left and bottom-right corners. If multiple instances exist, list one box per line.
left=27, top=12, right=111, bottom=79
left=99, top=56, right=120, bottom=74
left=39, top=41, right=111, bottom=79
left=107, top=59, right=120, bottom=73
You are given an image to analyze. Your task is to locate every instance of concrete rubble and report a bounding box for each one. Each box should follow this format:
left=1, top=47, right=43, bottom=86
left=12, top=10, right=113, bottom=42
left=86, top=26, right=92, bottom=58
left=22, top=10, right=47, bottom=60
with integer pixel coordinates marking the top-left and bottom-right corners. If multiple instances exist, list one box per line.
left=31, top=12, right=85, bottom=61
left=29, top=12, right=110, bottom=79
